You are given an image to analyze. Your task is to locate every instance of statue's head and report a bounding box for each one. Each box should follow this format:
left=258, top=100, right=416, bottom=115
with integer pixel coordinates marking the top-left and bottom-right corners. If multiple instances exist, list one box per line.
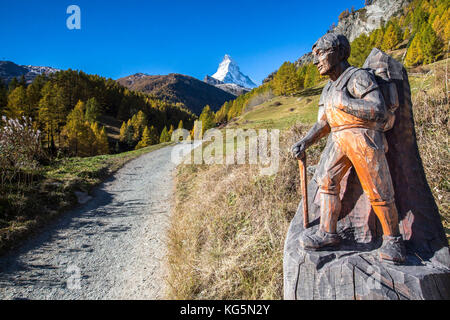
left=312, top=33, right=350, bottom=76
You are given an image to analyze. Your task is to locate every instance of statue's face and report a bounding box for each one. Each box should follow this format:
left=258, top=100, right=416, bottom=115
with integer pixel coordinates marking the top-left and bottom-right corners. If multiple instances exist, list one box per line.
left=312, top=45, right=340, bottom=76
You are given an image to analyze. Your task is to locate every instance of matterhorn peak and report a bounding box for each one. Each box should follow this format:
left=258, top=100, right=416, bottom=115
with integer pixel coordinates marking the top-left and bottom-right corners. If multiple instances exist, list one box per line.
left=211, top=54, right=257, bottom=89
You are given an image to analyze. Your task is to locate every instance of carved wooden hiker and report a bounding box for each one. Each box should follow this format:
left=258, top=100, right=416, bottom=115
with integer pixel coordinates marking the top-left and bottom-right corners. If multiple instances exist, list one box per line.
left=284, top=33, right=450, bottom=300
left=292, top=33, right=405, bottom=263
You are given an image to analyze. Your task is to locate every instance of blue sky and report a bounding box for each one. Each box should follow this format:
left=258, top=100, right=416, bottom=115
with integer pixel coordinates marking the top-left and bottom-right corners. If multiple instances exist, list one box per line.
left=0, top=0, right=362, bottom=84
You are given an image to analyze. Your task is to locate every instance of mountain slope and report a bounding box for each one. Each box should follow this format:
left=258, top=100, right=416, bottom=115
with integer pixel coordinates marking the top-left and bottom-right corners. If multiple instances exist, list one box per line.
left=117, top=73, right=236, bottom=115
left=0, top=61, right=60, bottom=84
left=211, top=55, right=257, bottom=89
left=294, top=0, right=410, bottom=67
left=203, top=75, right=250, bottom=96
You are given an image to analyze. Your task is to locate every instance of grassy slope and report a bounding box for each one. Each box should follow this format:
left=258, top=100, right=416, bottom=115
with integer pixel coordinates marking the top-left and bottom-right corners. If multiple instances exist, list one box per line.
left=0, top=142, right=172, bottom=254
left=167, top=59, right=449, bottom=299
left=228, top=86, right=323, bottom=130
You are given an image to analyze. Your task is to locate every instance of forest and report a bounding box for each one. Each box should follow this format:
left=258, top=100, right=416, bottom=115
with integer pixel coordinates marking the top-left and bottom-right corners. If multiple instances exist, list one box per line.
left=0, top=69, right=197, bottom=158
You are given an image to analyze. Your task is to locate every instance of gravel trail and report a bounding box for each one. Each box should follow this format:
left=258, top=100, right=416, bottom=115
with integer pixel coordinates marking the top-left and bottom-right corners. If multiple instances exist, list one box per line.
left=0, top=143, right=195, bottom=300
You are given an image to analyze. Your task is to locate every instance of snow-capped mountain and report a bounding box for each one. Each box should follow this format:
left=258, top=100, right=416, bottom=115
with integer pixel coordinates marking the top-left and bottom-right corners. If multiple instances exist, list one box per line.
left=0, top=61, right=60, bottom=84
left=211, top=55, right=257, bottom=89
left=203, top=75, right=250, bottom=96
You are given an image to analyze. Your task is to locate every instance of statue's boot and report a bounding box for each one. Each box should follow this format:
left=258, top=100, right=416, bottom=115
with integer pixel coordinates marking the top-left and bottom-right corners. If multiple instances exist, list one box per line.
left=300, top=192, right=341, bottom=250
left=371, top=201, right=406, bottom=263
left=300, top=229, right=340, bottom=250
left=379, top=235, right=406, bottom=264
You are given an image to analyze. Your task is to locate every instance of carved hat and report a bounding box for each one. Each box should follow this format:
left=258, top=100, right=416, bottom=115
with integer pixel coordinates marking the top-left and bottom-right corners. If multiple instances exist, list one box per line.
left=312, top=33, right=351, bottom=61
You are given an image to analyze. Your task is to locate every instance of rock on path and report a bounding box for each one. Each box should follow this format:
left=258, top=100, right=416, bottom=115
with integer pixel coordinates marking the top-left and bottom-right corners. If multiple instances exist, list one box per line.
left=0, top=143, right=196, bottom=300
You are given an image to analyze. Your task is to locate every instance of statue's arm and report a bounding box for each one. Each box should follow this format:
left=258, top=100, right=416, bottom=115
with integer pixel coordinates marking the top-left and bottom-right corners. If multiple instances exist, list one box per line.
left=291, top=110, right=330, bottom=159
left=336, top=88, right=387, bottom=122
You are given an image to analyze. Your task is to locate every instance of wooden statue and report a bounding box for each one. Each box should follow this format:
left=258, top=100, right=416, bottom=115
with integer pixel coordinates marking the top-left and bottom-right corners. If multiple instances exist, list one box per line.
left=284, top=33, right=450, bottom=300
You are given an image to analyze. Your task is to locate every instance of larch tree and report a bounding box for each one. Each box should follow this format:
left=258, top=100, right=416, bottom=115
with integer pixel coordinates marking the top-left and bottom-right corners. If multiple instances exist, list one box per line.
left=159, top=126, right=171, bottom=143
left=119, top=121, right=127, bottom=142
left=199, top=105, right=215, bottom=135
left=85, top=97, right=101, bottom=123
left=272, top=62, right=302, bottom=95
left=405, top=34, right=424, bottom=66
left=420, top=23, right=444, bottom=64
left=136, top=126, right=152, bottom=149
left=96, top=126, right=109, bottom=154
left=6, top=86, right=28, bottom=118
left=381, top=23, right=402, bottom=51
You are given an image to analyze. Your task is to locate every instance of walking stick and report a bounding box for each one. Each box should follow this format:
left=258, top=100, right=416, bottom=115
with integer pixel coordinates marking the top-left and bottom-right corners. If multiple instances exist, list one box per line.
left=298, top=155, right=309, bottom=229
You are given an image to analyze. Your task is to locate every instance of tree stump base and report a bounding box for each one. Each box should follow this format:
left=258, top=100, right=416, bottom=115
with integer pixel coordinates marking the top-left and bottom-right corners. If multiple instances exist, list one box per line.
left=284, top=222, right=450, bottom=300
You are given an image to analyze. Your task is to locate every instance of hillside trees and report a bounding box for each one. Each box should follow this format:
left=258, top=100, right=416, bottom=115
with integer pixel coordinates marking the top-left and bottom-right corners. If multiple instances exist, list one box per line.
left=381, top=21, right=402, bottom=51
left=0, top=79, right=7, bottom=113
left=405, top=22, right=444, bottom=66
left=62, top=101, right=93, bottom=157
left=135, top=126, right=153, bottom=149
left=349, top=33, right=373, bottom=67
left=85, top=97, right=101, bottom=123
left=272, top=62, right=302, bottom=95
left=5, top=86, right=27, bottom=118
left=62, top=100, right=110, bottom=156
left=38, top=83, right=67, bottom=151
left=198, top=105, right=216, bottom=134
left=214, top=101, right=230, bottom=124
left=0, top=68, right=197, bottom=157
left=159, top=126, right=171, bottom=143
left=302, top=63, right=321, bottom=88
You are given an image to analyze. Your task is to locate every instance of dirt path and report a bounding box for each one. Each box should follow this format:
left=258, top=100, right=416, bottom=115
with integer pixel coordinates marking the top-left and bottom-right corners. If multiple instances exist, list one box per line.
left=0, top=143, right=196, bottom=300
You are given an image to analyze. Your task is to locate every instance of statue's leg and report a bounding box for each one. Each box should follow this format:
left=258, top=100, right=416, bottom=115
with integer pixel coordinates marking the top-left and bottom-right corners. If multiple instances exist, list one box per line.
left=300, top=135, right=351, bottom=250
left=339, top=129, right=405, bottom=263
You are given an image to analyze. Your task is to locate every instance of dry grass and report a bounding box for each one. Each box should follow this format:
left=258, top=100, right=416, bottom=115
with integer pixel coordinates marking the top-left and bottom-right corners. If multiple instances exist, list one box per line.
left=166, top=61, right=449, bottom=299
left=410, top=62, right=450, bottom=234
left=166, top=127, right=324, bottom=299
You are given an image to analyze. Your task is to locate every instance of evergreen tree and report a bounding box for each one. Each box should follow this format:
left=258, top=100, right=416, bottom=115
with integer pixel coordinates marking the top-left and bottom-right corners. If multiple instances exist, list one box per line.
left=119, top=121, right=127, bottom=142
left=420, top=23, right=444, bottom=64
left=215, top=101, right=229, bottom=124
left=272, top=62, right=302, bottom=95
left=168, top=124, right=174, bottom=138
left=97, top=126, right=109, bottom=154
left=148, top=125, right=159, bottom=145
left=26, top=76, right=45, bottom=119
left=381, top=23, right=402, bottom=51
left=8, top=77, right=19, bottom=92
left=0, top=79, right=7, bottom=113
left=403, top=27, right=411, bottom=41
left=303, top=63, right=320, bottom=88
left=198, top=105, right=215, bottom=134
left=38, top=82, right=58, bottom=151
left=405, top=34, right=424, bottom=66
left=370, top=28, right=385, bottom=48
left=63, top=100, right=93, bottom=156
left=18, top=75, right=27, bottom=88
left=85, top=97, right=101, bottom=123
left=135, top=126, right=152, bottom=150
left=6, top=86, right=28, bottom=118
left=159, top=126, right=171, bottom=143
left=349, top=34, right=372, bottom=67
left=130, top=110, right=147, bottom=141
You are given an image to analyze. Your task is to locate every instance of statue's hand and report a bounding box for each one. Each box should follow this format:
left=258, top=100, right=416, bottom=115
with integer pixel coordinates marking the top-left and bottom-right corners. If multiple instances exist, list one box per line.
left=291, top=139, right=307, bottom=160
